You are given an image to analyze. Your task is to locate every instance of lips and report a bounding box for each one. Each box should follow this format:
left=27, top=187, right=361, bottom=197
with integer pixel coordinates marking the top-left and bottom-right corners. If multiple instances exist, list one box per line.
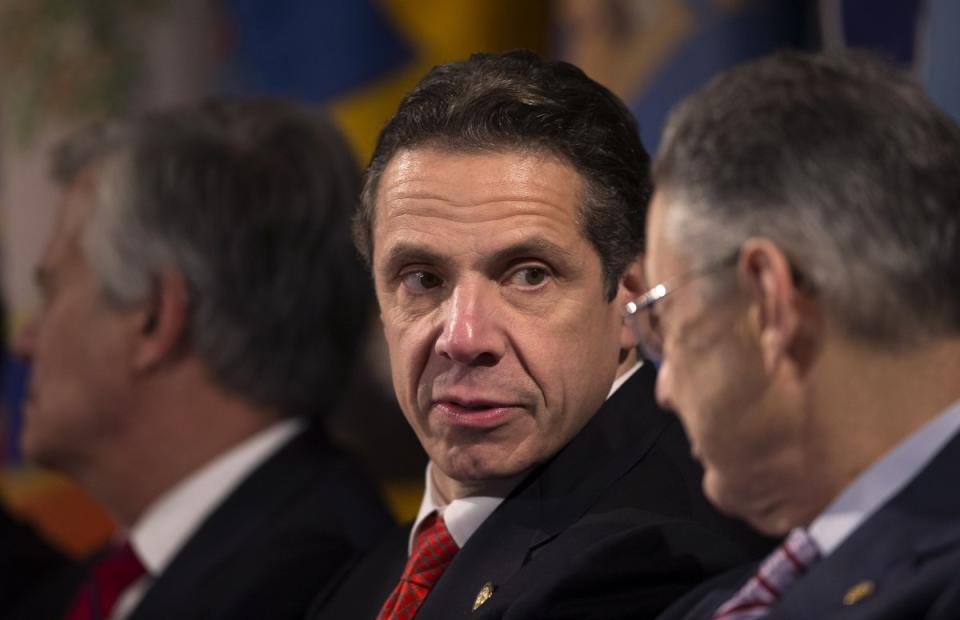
left=433, top=398, right=521, bottom=428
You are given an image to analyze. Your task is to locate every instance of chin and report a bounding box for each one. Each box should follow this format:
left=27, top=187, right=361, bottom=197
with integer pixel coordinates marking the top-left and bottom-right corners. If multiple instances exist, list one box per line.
left=20, top=434, right=58, bottom=470
left=20, top=417, right=75, bottom=472
left=706, top=471, right=802, bottom=536
left=441, top=445, right=537, bottom=482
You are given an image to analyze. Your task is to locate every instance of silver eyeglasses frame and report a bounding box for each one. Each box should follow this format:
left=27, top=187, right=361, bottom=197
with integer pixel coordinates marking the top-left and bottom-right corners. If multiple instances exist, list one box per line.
left=624, top=251, right=740, bottom=319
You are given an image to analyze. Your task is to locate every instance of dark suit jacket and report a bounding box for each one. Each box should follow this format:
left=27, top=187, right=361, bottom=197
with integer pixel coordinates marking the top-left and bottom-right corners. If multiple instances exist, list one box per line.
left=11, top=422, right=393, bottom=620
left=658, top=431, right=960, bottom=620
left=311, top=364, right=774, bottom=619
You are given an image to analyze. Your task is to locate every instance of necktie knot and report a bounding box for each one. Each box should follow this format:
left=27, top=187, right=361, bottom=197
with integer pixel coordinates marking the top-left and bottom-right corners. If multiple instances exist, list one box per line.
left=67, top=540, right=147, bottom=620
left=712, top=528, right=820, bottom=620
left=405, top=512, right=458, bottom=586
left=378, top=512, right=459, bottom=619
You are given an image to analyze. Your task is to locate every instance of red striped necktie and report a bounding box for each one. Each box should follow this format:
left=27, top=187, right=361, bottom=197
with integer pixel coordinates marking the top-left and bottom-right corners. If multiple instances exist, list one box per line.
left=377, top=512, right=459, bottom=620
left=712, top=528, right=820, bottom=620
left=66, top=540, right=146, bottom=620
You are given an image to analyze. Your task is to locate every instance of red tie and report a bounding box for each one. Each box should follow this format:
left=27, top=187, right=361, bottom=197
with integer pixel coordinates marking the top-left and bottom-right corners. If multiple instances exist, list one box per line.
left=66, top=540, right=147, bottom=620
left=377, top=512, right=459, bottom=620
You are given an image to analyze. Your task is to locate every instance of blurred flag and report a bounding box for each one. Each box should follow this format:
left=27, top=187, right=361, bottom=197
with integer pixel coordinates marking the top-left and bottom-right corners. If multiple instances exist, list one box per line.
left=222, top=0, right=413, bottom=101
left=221, top=0, right=550, bottom=162
left=819, top=0, right=923, bottom=65
left=819, top=0, right=959, bottom=122
left=2, top=353, right=28, bottom=465
left=920, top=0, right=959, bottom=122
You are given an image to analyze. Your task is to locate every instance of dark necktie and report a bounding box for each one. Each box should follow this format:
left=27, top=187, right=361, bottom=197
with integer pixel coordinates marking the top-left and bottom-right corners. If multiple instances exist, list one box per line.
left=66, top=540, right=146, bottom=620
left=377, top=512, right=459, bottom=620
left=711, top=528, right=820, bottom=620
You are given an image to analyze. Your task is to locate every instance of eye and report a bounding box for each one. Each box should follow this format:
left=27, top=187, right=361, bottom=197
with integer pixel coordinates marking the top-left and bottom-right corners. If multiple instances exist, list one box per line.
left=401, top=270, right=444, bottom=294
left=507, top=265, right=550, bottom=289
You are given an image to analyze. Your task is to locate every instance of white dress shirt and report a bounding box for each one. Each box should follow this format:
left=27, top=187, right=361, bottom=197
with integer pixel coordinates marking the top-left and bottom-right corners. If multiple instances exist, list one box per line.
left=408, top=362, right=644, bottom=553
left=808, top=398, right=960, bottom=556
left=110, top=418, right=305, bottom=620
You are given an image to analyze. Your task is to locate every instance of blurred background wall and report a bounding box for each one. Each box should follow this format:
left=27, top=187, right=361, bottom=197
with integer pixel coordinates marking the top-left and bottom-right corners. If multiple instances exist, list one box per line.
left=0, top=0, right=955, bottom=558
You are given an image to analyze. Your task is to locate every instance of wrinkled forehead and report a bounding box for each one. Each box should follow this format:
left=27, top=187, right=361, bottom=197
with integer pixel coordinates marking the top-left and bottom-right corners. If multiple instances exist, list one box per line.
left=372, top=147, right=588, bottom=251
left=377, top=144, right=581, bottom=199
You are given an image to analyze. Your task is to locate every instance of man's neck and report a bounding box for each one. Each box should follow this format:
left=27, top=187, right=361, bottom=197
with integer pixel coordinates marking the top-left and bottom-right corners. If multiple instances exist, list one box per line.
left=74, top=380, right=282, bottom=527
left=614, top=348, right=640, bottom=381
left=804, top=335, right=960, bottom=518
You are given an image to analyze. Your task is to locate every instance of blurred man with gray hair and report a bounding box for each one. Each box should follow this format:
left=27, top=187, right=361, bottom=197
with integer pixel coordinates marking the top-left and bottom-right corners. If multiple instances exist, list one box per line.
left=637, top=51, right=960, bottom=619
left=10, top=99, right=392, bottom=620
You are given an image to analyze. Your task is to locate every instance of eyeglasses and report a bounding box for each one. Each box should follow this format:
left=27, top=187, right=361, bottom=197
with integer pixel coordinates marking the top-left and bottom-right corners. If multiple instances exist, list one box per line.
left=624, top=251, right=739, bottom=362
left=625, top=252, right=739, bottom=317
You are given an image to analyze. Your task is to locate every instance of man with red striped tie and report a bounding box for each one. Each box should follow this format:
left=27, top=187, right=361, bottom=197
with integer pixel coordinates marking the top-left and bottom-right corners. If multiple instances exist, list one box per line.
left=634, top=51, right=960, bottom=619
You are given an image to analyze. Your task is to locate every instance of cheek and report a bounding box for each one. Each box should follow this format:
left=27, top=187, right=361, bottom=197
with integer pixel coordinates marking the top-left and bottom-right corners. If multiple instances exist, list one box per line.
left=38, top=297, right=137, bottom=397
left=383, top=321, right=436, bottom=415
left=33, top=310, right=86, bottom=382
left=663, top=334, right=739, bottom=446
left=24, top=315, right=113, bottom=446
left=537, top=338, right=614, bottom=435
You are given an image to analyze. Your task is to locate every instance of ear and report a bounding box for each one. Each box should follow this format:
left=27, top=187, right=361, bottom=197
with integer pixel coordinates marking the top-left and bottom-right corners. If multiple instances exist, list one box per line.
left=133, top=270, right=190, bottom=372
left=738, top=239, right=808, bottom=374
left=616, top=253, right=647, bottom=350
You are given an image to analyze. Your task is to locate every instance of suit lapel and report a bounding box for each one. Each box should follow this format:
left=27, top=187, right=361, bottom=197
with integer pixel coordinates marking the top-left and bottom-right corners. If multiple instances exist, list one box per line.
left=772, top=432, right=960, bottom=619
left=529, top=364, right=670, bottom=547
left=418, top=364, right=673, bottom=617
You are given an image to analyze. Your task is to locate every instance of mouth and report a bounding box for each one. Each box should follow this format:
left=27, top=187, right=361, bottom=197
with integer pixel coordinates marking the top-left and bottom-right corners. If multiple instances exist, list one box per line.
left=433, top=399, right=521, bottom=429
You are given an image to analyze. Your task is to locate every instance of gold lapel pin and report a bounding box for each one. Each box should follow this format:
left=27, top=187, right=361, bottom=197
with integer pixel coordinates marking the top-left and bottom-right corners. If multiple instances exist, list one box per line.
left=473, top=582, right=495, bottom=611
left=843, top=580, right=875, bottom=606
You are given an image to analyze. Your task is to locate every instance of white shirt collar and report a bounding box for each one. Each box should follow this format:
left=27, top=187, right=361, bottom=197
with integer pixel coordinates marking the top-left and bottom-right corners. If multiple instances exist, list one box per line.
left=129, top=418, right=305, bottom=575
left=808, top=398, right=960, bottom=556
left=408, top=362, right=643, bottom=554
left=408, top=464, right=518, bottom=553
left=608, top=361, right=643, bottom=398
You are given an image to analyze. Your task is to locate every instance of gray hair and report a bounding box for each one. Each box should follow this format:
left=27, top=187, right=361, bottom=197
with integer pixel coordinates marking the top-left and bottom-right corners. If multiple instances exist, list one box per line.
left=52, top=99, right=373, bottom=416
left=654, top=51, right=960, bottom=347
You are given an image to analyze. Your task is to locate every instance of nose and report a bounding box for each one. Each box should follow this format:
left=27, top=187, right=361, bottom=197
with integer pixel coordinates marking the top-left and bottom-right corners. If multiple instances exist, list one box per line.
left=654, top=359, right=676, bottom=411
left=434, top=281, right=506, bottom=366
left=12, top=318, right=37, bottom=360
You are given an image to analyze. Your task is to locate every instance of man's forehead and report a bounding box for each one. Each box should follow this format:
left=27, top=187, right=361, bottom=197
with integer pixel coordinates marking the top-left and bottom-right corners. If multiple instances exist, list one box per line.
left=373, top=149, right=586, bottom=262
left=644, top=191, right=687, bottom=279
left=381, top=232, right=577, bottom=270
left=61, top=172, right=98, bottom=223
left=46, top=166, right=101, bottom=262
left=377, top=146, right=583, bottom=206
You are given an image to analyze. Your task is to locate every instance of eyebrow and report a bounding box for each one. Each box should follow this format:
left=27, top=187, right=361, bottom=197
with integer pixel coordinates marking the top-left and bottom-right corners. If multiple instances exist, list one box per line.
left=379, top=244, right=448, bottom=277
left=483, top=236, right=575, bottom=270
left=379, top=235, right=576, bottom=278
